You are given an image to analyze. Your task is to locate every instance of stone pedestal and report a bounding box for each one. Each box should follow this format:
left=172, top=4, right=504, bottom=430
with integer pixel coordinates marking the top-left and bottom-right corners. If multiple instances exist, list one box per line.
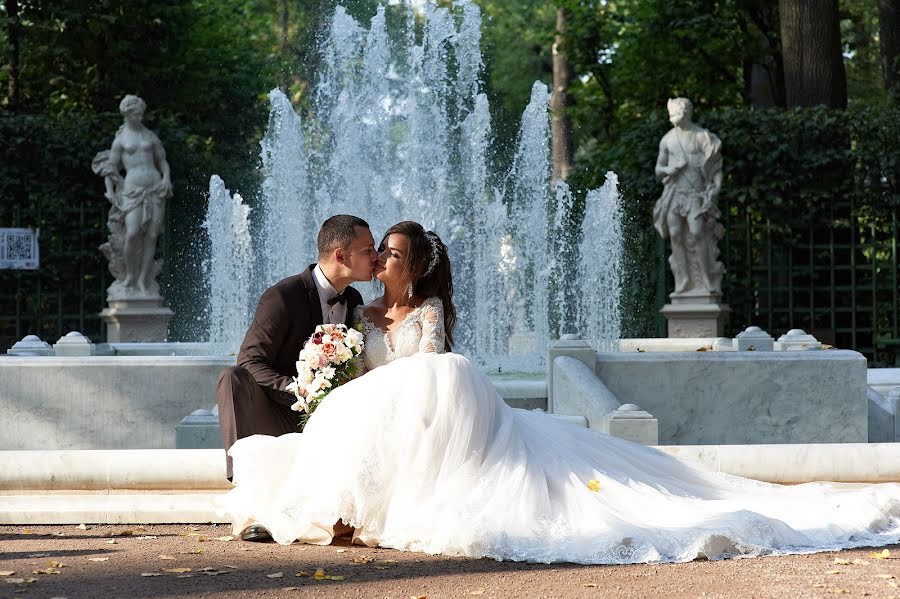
left=100, top=298, right=173, bottom=343
left=603, top=403, right=658, bottom=446
left=660, top=293, right=730, bottom=338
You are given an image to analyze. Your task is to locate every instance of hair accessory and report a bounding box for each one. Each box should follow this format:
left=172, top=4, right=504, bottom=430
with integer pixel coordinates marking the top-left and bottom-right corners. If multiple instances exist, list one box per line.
left=406, top=282, right=414, bottom=299
left=423, top=231, right=442, bottom=277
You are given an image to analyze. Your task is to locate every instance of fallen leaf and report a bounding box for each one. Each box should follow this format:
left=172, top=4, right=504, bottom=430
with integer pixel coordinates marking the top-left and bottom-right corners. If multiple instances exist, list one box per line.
left=136, top=535, right=158, bottom=540
left=411, top=595, right=427, bottom=599
left=583, top=584, right=598, bottom=588
left=876, top=574, right=897, bottom=579
left=870, top=549, right=891, bottom=559
left=813, top=583, right=826, bottom=588
left=335, top=549, right=348, bottom=553
left=187, top=525, right=200, bottom=531
left=587, top=479, right=601, bottom=492
left=33, top=568, right=61, bottom=575
left=76, top=523, right=87, bottom=530
left=105, top=540, right=117, bottom=545
left=159, top=555, right=176, bottom=560
left=215, top=536, right=234, bottom=542
left=825, top=570, right=843, bottom=575
left=266, top=572, right=284, bottom=579
left=164, top=568, right=192, bottom=574
left=140, top=573, right=161, bottom=577
left=46, top=561, right=65, bottom=568
left=0, top=571, right=14, bottom=576
left=224, top=565, right=239, bottom=569
left=295, top=571, right=309, bottom=577
left=21, top=529, right=32, bottom=535
left=352, top=556, right=374, bottom=564
left=314, top=569, right=326, bottom=580
left=5, top=578, right=26, bottom=584
left=87, top=558, right=109, bottom=562
left=187, top=549, right=202, bottom=554
left=470, top=589, right=487, bottom=594
left=118, top=530, right=134, bottom=536
left=830, top=590, right=850, bottom=595
left=833, top=558, right=851, bottom=565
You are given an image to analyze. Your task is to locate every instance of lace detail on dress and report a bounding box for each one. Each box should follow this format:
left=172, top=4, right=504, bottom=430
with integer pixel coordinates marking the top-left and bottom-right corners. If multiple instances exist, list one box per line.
left=355, top=297, right=445, bottom=371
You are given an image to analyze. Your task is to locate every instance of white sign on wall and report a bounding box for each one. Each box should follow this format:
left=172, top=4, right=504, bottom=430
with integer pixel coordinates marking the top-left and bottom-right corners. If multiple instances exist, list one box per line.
left=0, top=228, right=40, bottom=270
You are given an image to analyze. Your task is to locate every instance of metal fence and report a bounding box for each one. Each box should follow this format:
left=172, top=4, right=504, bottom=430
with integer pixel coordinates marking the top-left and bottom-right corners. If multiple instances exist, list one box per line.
left=0, top=197, right=109, bottom=351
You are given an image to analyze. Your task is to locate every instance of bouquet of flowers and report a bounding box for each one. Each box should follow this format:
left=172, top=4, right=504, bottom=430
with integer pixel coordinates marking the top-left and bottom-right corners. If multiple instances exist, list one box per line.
left=286, top=322, right=365, bottom=429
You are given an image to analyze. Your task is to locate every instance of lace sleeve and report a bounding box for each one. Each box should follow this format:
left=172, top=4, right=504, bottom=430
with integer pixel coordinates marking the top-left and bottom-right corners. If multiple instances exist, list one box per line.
left=418, top=297, right=445, bottom=353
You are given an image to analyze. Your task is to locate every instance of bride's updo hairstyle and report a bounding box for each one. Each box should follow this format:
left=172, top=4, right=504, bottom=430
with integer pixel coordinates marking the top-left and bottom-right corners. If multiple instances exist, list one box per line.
left=382, top=220, right=457, bottom=350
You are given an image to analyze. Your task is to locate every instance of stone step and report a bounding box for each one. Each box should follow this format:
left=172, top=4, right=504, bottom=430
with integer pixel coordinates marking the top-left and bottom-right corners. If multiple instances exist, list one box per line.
left=3, top=443, right=900, bottom=525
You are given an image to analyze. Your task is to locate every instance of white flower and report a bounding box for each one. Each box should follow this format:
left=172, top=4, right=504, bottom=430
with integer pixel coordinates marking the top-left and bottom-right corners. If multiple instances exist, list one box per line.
left=320, top=366, right=336, bottom=380
left=291, top=396, right=310, bottom=412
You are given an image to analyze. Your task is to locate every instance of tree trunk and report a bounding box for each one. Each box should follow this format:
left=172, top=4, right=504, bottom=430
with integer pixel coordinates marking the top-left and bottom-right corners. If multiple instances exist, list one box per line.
left=279, top=0, right=289, bottom=53
left=880, top=0, right=900, bottom=99
left=779, top=0, right=847, bottom=108
left=5, top=0, right=20, bottom=110
left=550, top=8, right=573, bottom=183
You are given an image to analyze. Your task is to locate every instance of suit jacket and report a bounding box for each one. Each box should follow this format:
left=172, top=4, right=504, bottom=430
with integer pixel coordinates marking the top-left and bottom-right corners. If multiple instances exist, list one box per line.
left=236, top=264, right=365, bottom=407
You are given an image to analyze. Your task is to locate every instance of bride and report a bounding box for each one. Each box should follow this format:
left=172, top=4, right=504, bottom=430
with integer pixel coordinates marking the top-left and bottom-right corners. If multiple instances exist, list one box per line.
left=221, top=220, right=900, bottom=564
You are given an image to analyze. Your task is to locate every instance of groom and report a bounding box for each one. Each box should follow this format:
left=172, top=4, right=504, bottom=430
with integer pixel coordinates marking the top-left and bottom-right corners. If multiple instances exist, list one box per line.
left=216, top=215, right=376, bottom=508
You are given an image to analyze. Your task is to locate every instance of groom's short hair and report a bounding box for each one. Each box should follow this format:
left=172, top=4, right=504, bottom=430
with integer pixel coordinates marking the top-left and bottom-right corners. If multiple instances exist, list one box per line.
left=318, top=214, right=370, bottom=259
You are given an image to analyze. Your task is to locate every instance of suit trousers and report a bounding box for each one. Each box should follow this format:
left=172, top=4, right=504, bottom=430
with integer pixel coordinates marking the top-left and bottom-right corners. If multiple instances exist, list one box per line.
left=216, top=365, right=301, bottom=479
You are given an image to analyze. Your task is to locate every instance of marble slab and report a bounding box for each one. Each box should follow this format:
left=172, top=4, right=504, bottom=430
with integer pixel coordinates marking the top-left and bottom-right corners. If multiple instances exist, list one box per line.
left=0, top=493, right=228, bottom=525
left=595, top=350, right=868, bottom=445
left=0, top=356, right=235, bottom=450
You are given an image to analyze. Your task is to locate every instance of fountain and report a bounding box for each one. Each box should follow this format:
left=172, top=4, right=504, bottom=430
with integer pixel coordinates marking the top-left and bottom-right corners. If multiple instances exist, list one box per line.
left=205, top=2, right=623, bottom=372
left=2, top=1, right=893, bottom=455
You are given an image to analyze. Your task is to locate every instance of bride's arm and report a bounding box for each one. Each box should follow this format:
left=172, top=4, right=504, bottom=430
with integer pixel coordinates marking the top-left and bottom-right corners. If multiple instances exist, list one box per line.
left=418, top=297, right=445, bottom=353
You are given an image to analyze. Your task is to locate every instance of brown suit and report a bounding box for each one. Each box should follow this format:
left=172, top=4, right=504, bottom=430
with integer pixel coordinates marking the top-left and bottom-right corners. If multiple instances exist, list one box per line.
left=216, top=264, right=364, bottom=478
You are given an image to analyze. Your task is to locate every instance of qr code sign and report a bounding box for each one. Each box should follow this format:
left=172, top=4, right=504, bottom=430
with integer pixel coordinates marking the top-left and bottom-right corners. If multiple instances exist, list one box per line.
left=0, top=228, right=40, bottom=269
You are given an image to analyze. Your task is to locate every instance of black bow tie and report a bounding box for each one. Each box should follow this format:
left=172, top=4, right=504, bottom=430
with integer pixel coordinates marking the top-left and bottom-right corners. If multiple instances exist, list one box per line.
left=326, top=290, right=348, bottom=306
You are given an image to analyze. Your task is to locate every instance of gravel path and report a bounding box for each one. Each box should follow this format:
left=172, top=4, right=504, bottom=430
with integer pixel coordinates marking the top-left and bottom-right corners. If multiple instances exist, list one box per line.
left=0, top=525, right=898, bottom=598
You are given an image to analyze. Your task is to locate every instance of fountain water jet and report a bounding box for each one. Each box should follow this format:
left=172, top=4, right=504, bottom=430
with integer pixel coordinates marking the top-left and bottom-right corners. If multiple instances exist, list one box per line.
left=207, top=1, right=623, bottom=371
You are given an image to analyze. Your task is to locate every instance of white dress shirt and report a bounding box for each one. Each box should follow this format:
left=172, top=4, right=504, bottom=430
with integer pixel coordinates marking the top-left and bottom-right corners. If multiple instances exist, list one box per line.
left=312, top=264, right=348, bottom=325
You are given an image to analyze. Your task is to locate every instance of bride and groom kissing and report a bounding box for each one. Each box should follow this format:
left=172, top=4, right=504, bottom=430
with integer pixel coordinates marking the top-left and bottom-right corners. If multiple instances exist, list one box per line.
left=216, top=214, right=900, bottom=563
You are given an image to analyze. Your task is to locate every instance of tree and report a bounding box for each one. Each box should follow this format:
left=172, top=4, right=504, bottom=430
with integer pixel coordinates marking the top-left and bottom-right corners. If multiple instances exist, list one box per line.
left=880, top=0, right=900, bottom=99
left=550, top=7, right=572, bottom=182
left=779, top=0, right=848, bottom=107
left=3, top=0, right=20, bottom=110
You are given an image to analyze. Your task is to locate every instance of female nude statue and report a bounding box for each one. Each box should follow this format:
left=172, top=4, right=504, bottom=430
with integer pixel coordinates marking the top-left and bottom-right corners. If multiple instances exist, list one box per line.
left=93, top=95, right=173, bottom=298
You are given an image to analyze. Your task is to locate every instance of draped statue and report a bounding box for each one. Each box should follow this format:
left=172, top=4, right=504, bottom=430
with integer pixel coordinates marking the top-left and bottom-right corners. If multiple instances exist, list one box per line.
left=93, top=95, right=173, bottom=300
left=653, top=97, right=724, bottom=297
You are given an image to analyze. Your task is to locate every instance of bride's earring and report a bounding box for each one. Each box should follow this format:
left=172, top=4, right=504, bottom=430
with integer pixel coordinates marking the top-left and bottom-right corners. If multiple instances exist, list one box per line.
left=407, top=283, right=413, bottom=299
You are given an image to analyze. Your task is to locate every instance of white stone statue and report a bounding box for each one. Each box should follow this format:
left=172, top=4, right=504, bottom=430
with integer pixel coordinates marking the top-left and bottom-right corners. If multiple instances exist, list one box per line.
left=653, top=98, right=724, bottom=297
left=92, top=95, right=173, bottom=299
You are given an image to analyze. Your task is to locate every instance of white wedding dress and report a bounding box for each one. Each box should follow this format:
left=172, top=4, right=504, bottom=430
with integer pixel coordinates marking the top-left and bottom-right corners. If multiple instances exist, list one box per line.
left=220, top=297, right=900, bottom=564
